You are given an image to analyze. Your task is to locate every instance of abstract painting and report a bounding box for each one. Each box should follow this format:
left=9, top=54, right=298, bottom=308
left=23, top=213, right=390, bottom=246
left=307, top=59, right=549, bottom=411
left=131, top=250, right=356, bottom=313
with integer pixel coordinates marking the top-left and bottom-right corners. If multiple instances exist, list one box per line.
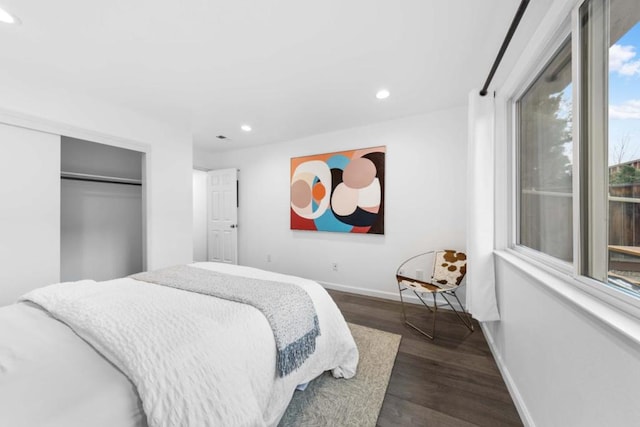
left=290, top=146, right=385, bottom=234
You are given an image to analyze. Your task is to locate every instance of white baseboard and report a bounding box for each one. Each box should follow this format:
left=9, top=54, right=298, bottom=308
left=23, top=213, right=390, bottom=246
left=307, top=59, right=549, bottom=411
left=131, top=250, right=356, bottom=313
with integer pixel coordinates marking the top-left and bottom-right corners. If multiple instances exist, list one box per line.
left=480, top=323, right=535, bottom=427
left=318, top=280, right=453, bottom=308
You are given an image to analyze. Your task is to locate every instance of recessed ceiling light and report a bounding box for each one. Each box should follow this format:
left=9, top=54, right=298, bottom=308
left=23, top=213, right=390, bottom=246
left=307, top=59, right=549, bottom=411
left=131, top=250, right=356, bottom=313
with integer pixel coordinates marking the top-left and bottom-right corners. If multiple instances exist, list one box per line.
left=0, top=6, right=19, bottom=24
left=376, top=89, right=390, bottom=100
left=241, top=124, right=252, bottom=132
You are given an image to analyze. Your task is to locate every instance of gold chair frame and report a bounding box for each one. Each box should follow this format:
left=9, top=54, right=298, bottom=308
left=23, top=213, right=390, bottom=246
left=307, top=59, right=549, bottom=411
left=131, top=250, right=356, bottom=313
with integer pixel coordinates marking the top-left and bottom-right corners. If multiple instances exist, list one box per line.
left=396, top=250, right=474, bottom=340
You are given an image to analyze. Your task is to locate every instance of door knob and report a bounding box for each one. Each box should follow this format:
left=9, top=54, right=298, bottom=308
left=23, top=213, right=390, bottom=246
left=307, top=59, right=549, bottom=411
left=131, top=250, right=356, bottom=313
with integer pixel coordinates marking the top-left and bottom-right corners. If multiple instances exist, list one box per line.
left=230, top=224, right=237, bottom=228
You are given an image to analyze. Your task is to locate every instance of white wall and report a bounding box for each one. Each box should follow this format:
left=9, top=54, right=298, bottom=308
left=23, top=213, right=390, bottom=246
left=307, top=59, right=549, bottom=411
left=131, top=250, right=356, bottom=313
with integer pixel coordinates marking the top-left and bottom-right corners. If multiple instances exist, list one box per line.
left=0, top=75, right=193, bottom=304
left=195, top=108, right=467, bottom=299
left=193, top=170, right=208, bottom=262
left=61, top=180, right=143, bottom=281
left=485, top=255, right=640, bottom=426
left=0, top=124, right=60, bottom=305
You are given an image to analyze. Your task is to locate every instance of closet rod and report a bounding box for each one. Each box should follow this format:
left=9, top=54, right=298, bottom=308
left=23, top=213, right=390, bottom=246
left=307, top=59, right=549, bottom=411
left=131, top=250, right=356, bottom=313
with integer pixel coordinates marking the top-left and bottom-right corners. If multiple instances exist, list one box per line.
left=61, top=171, right=143, bottom=186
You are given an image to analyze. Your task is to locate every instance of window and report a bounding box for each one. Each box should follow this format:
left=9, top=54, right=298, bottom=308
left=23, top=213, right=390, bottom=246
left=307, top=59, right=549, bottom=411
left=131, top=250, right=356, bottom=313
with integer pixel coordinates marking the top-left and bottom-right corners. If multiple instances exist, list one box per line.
left=518, top=39, right=573, bottom=263
left=515, top=0, right=640, bottom=299
left=604, top=0, right=640, bottom=295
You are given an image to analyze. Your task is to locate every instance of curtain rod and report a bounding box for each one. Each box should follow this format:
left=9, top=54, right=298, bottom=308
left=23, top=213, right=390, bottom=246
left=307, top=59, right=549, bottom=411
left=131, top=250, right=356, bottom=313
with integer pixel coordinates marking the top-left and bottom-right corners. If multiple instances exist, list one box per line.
left=479, top=0, right=530, bottom=96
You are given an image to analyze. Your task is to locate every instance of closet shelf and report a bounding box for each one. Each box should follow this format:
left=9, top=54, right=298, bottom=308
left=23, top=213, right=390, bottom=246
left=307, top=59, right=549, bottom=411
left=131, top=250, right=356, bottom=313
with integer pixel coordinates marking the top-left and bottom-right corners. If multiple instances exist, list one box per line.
left=61, top=171, right=142, bottom=186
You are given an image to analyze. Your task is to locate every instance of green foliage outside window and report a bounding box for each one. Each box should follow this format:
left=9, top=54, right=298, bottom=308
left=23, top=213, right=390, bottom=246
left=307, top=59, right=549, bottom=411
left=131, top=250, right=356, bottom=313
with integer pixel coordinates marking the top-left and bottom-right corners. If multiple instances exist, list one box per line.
left=610, top=164, right=640, bottom=184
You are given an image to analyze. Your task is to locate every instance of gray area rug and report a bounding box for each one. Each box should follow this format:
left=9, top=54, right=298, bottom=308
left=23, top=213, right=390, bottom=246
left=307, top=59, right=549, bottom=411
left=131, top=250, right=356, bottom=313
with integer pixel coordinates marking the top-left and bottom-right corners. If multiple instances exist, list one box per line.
left=279, top=323, right=401, bottom=427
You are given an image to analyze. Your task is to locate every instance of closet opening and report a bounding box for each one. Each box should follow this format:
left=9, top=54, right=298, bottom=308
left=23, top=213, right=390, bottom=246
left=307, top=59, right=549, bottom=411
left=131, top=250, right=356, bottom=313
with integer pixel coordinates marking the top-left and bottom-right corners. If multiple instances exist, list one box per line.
left=60, top=137, right=145, bottom=282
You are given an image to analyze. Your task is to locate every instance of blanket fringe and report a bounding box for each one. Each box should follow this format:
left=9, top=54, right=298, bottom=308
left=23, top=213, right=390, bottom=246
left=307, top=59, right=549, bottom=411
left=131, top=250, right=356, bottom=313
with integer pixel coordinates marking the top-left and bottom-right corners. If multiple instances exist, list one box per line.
left=276, top=315, right=321, bottom=377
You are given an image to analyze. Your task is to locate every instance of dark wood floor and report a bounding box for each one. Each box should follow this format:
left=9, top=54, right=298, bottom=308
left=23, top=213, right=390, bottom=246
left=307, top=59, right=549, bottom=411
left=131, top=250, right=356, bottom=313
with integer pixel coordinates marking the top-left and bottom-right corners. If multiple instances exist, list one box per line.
left=327, top=289, right=523, bottom=427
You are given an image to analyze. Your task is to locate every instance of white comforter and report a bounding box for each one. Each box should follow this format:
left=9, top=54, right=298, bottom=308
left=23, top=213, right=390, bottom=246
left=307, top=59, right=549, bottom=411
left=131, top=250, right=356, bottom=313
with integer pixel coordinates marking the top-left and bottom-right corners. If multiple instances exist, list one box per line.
left=2, top=262, right=358, bottom=427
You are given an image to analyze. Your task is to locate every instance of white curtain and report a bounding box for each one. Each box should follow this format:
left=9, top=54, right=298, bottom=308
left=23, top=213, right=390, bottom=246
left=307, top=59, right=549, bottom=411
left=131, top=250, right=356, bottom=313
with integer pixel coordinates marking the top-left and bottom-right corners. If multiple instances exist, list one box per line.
left=466, top=90, right=500, bottom=322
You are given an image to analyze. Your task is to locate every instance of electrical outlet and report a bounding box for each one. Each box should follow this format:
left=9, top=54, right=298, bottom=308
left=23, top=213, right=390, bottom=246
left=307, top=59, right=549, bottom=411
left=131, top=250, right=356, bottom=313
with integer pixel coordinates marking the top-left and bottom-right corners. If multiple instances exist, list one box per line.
left=267, top=254, right=271, bottom=263
left=332, top=262, right=338, bottom=271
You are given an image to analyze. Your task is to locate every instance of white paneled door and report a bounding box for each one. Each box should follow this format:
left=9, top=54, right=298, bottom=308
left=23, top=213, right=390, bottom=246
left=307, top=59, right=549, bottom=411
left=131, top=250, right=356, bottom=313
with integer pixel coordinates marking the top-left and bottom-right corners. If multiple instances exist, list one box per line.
left=207, top=169, right=238, bottom=264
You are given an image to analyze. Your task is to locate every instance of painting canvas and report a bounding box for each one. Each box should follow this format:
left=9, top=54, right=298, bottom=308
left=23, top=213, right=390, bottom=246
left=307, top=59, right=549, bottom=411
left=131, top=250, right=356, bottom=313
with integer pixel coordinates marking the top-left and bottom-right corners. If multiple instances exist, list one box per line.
left=290, top=146, right=385, bottom=234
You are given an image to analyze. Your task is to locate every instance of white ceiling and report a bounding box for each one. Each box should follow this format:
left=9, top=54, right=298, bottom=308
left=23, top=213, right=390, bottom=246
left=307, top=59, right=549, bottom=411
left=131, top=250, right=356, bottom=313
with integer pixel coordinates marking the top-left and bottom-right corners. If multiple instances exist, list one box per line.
left=0, top=1, right=550, bottom=151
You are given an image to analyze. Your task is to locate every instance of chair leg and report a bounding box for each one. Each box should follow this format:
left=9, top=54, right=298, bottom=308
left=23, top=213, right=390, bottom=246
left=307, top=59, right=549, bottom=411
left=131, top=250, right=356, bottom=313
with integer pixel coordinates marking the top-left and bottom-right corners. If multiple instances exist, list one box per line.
left=441, top=292, right=475, bottom=332
left=432, top=292, right=437, bottom=338
left=397, top=282, right=475, bottom=340
left=397, top=281, right=409, bottom=324
left=397, top=286, right=437, bottom=340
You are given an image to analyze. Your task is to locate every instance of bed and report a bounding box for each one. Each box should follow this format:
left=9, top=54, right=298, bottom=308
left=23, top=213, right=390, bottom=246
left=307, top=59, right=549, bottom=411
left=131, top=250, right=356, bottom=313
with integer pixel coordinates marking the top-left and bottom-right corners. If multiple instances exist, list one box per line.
left=0, top=262, right=359, bottom=427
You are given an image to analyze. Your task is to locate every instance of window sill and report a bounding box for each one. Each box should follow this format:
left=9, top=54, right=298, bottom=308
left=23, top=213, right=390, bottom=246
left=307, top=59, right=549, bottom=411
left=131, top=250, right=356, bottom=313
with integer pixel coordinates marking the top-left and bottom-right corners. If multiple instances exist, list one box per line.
left=494, top=249, right=640, bottom=346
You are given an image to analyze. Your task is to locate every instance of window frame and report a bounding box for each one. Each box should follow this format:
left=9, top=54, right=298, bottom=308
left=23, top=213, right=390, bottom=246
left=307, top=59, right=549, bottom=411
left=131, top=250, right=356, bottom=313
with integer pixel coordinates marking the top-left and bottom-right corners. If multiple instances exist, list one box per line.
left=510, top=18, right=574, bottom=274
left=508, top=0, right=640, bottom=318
